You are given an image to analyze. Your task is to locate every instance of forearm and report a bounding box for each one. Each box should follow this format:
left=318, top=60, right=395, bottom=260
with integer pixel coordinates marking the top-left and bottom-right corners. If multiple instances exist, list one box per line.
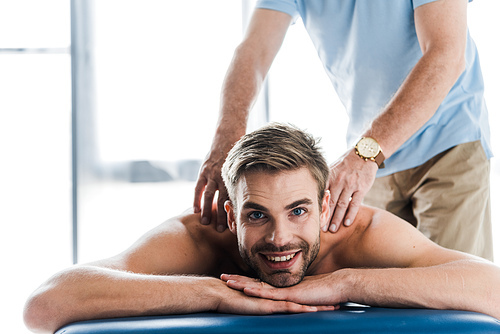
left=215, top=43, right=268, bottom=143
left=215, top=9, right=289, bottom=144
left=364, top=48, right=465, bottom=158
left=342, top=260, right=500, bottom=319
left=326, top=50, right=466, bottom=229
left=24, top=266, right=221, bottom=333
left=194, top=42, right=272, bottom=220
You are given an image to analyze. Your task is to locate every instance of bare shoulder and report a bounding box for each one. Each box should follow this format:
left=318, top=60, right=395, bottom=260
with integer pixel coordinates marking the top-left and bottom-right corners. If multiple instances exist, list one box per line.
left=334, top=205, right=470, bottom=269
left=89, top=209, right=239, bottom=276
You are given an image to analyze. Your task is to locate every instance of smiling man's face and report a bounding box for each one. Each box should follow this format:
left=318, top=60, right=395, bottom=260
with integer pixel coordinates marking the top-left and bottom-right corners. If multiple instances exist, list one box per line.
left=226, top=167, right=330, bottom=287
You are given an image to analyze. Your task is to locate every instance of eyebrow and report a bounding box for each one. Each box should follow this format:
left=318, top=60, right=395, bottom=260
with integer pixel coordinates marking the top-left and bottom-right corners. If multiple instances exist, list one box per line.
left=285, top=198, right=314, bottom=210
left=241, top=198, right=314, bottom=212
left=241, top=201, right=269, bottom=212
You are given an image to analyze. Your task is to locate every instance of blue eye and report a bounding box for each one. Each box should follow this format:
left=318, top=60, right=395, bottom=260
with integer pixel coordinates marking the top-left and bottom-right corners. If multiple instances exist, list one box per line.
left=249, top=211, right=265, bottom=220
left=292, top=208, right=305, bottom=216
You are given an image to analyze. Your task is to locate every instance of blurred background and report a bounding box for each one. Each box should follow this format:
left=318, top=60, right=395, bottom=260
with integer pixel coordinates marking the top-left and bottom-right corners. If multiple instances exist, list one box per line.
left=1, top=1, right=498, bottom=332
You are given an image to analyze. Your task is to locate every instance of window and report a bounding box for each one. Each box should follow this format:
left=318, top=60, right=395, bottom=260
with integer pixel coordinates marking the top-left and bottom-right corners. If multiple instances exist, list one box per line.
left=0, top=1, right=71, bottom=332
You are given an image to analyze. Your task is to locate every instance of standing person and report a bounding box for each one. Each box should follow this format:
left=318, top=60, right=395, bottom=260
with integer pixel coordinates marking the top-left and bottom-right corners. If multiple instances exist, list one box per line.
left=193, top=0, right=492, bottom=260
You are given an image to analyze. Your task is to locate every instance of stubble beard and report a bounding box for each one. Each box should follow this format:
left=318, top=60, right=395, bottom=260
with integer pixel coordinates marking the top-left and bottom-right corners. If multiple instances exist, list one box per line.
left=239, top=235, right=320, bottom=288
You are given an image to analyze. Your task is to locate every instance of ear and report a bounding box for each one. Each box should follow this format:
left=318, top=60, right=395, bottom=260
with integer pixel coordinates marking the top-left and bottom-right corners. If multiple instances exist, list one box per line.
left=224, top=200, right=237, bottom=235
left=320, top=190, right=331, bottom=230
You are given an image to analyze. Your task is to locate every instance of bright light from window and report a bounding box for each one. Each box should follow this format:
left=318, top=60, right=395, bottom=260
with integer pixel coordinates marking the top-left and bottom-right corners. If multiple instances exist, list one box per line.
left=93, top=1, right=243, bottom=162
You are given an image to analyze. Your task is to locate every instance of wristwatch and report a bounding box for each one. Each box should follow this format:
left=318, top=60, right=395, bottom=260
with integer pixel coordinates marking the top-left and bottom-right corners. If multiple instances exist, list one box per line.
left=354, top=137, right=385, bottom=168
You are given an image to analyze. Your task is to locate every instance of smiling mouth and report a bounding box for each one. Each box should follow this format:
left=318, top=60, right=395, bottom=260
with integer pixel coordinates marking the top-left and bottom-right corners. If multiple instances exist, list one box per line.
left=266, top=252, right=297, bottom=262
left=257, top=250, right=303, bottom=275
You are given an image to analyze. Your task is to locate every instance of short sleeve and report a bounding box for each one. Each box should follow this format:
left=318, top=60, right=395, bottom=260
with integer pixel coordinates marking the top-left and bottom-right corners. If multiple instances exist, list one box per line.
left=256, top=0, right=300, bottom=22
left=413, top=0, right=472, bottom=9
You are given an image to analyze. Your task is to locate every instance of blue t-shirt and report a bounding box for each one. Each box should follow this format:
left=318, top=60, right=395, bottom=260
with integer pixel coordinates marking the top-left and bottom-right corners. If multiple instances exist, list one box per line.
left=256, top=0, right=492, bottom=177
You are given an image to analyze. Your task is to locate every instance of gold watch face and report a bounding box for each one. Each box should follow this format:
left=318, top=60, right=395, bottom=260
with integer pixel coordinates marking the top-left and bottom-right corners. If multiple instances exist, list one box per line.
left=357, top=137, right=380, bottom=158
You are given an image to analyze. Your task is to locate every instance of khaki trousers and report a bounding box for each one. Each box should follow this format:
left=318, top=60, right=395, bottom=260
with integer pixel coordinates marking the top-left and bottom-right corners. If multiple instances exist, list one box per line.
left=364, top=141, right=493, bottom=261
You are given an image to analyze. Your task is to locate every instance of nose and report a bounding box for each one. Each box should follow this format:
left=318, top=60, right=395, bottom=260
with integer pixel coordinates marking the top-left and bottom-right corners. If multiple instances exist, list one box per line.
left=264, top=217, right=294, bottom=248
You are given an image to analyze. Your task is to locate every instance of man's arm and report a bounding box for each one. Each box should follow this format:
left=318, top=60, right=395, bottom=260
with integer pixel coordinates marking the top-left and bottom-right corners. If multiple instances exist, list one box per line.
left=327, top=0, right=468, bottom=232
left=194, top=9, right=292, bottom=232
left=336, top=208, right=500, bottom=319
left=224, top=207, right=500, bottom=319
left=23, top=213, right=316, bottom=333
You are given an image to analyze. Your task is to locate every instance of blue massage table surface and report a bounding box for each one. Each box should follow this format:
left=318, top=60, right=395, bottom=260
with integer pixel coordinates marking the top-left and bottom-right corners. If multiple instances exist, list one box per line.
left=56, top=305, right=500, bottom=334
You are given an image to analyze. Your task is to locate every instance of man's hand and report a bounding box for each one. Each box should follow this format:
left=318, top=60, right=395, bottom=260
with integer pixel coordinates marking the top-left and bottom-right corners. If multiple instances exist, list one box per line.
left=194, top=146, right=230, bottom=233
left=325, top=148, right=378, bottom=233
left=221, top=273, right=344, bottom=308
left=213, top=276, right=323, bottom=314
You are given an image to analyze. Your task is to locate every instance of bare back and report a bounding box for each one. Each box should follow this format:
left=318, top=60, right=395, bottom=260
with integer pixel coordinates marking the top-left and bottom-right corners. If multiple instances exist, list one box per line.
left=89, top=210, right=249, bottom=278
left=310, top=205, right=469, bottom=276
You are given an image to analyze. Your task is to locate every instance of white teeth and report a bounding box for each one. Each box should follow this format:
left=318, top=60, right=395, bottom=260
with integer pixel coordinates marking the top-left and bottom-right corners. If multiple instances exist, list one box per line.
left=266, top=253, right=296, bottom=262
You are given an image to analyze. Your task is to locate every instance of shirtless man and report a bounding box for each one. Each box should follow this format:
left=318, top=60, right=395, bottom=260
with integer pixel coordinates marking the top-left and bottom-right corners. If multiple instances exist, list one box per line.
left=24, top=123, right=500, bottom=333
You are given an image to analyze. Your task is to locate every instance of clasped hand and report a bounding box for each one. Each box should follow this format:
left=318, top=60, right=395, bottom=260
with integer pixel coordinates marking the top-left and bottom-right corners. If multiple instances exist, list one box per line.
left=221, top=273, right=342, bottom=311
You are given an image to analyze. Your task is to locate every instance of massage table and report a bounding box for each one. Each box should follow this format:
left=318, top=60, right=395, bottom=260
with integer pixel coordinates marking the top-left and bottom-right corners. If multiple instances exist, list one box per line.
left=56, top=304, right=500, bottom=334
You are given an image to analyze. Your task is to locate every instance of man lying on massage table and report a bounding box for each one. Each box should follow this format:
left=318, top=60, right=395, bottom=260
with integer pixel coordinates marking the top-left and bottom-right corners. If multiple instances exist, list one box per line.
left=24, top=123, right=500, bottom=333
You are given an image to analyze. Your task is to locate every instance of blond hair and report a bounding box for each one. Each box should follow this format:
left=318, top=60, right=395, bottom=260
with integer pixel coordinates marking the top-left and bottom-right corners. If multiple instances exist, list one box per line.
left=221, top=123, right=329, bottom=205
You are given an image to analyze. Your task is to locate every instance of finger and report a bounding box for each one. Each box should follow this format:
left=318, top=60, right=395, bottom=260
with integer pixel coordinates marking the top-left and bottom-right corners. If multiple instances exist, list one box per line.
left=193, top=176, right=207, bottom=213
left=329, top=190, right=352, bottom=232
left=221, top=274, right=258, bottom=282
left=255, top=301, right=317, bottom=314
left=226, top=279, right=269, bottom=292
left=201, top=179, right=218, bottom=225
left=272, top=301, right=318, bottom=314
left=217, top=293, right=316, bottom=315
left=315, top=305, right=340, bottom=312
left=225, top=280, right=246, bottom=291
left=216, top=186, right=229, bottom=232
left=252, top=300, right=315, bottom=314
left=243, top=286, right=287, bottom=301
left=343, top=192, right=363, bottom=227
left=324, top=182, right=342, bottom=232
left=327, top=180, right=342, bottom=209
left=221, top=274, right=261, bottom=285
left=221, top=273, right=243, bottom=281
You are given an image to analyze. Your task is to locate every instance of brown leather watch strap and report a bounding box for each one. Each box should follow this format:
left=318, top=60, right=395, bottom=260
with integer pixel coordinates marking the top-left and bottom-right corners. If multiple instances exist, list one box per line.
left=374, top=151, right=385, bottom=168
